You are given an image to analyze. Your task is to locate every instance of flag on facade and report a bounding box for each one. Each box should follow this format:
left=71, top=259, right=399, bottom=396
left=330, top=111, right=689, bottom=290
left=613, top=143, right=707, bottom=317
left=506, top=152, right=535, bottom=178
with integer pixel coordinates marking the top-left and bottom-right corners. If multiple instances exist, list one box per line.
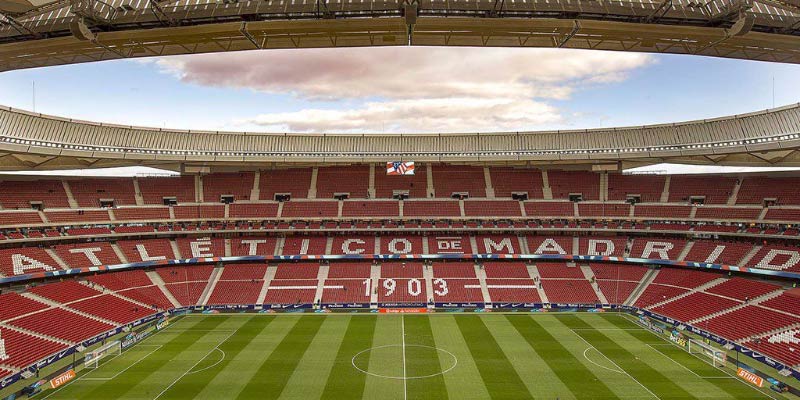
left=386, top=161, right=415, bottom=175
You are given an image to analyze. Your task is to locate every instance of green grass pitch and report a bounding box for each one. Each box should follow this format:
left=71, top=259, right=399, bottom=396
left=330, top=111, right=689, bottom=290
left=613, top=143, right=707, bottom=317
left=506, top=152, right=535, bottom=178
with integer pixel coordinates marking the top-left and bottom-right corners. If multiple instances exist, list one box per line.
left=40, top=312, right=781, bottom=400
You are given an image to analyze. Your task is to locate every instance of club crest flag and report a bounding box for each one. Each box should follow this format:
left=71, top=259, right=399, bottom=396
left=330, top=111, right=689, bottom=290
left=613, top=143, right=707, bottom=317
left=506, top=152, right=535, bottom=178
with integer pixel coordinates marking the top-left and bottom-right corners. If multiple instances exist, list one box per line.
left=386, top=161, right=415, bottom=175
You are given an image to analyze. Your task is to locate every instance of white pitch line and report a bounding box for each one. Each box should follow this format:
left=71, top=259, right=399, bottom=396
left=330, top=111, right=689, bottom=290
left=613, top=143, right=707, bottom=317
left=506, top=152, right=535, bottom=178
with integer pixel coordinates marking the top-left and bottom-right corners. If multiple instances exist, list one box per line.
left=401, top=314, right=407, bottom=400
left=153, top=329, right=238, bottom=400
left=569, top=328, right=661, bottom=400
left=82, top=345, right=164, bottom=381
left=644, top=344, right=732, bottom=379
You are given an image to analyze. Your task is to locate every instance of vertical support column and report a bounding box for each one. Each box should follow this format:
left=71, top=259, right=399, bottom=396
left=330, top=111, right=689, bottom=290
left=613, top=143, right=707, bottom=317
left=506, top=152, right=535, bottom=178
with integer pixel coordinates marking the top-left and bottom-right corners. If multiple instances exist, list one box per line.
left=484, top=167, right=495, bottom=198
left=541, top=170, right=552, bottom=200
left=308, top=167, right=319, bottom=199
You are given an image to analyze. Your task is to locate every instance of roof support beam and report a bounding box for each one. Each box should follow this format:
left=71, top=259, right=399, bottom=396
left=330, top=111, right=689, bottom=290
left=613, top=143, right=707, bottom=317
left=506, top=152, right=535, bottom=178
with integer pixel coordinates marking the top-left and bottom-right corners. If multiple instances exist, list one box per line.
left=0, top=10, right=38, bottom=37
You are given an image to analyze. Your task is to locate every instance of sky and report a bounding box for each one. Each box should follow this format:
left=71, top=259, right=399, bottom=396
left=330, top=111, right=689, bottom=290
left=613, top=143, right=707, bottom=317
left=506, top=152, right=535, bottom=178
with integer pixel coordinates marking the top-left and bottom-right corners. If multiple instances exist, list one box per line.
left=0, top=47, right=799, bottom=175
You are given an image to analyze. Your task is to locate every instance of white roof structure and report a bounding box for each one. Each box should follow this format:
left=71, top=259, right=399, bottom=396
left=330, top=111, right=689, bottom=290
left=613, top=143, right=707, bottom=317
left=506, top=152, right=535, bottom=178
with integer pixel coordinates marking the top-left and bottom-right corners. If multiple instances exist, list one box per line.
left=1, top=103, right=800, bottom=171
left=0, top=0, right=799, bottom=71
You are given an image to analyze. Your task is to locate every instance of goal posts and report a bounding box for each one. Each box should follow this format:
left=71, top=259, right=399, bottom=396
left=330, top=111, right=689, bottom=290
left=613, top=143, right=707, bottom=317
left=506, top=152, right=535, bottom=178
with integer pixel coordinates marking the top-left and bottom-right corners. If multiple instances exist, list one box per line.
left=687, top=338, right=727, bottom=368
left=84, top=340, right=121, bottom=369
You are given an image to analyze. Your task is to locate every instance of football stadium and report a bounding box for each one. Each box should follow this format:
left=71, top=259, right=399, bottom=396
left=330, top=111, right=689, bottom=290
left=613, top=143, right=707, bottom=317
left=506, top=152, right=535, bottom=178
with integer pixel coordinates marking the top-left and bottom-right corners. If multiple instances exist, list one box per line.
left=1, top=0, right=800, bottom=398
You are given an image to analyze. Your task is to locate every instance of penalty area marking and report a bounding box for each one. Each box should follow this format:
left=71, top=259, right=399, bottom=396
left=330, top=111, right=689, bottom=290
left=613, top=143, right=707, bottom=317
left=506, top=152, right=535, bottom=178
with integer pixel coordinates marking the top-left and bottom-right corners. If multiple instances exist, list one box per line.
left=351, top=344, right=458, bottom=380
left=186, top=348, right=226, bottom=375
left=582, top=347, right=625, bottom=374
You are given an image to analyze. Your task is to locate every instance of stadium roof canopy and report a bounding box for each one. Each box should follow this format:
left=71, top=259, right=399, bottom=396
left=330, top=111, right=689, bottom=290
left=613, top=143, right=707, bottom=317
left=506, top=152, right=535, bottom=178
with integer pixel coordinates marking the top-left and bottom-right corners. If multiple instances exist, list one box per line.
left=0, top=0, right=799, bottom=71
left=1, top=103, right=800, bottom=172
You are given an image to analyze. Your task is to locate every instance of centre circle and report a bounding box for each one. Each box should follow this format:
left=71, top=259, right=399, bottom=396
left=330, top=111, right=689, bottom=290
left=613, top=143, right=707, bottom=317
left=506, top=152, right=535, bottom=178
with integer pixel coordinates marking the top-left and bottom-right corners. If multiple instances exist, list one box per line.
left=351, top=344, right=458, bottom=380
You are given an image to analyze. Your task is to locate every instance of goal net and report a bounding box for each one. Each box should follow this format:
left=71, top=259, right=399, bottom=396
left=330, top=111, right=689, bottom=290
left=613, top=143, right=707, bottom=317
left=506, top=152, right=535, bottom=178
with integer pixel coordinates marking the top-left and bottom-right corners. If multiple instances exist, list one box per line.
left=687, top=338, right=727, bottom=368
left=84, top=340, right=121, bottom=369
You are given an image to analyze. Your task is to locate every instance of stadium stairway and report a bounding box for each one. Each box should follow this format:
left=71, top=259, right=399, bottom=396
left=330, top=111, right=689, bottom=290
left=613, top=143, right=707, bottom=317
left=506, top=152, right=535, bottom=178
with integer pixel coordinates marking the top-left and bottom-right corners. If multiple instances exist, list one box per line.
left=738, top=245, right=763, bottom=267
left=677, top=241, right=694, bottom=262
left=645, top=277, right=728, bottom=309
left=625, top=269, right=659, bottom=306
left=689, top=289, right=785, bottom=325
left=474, top=263, right=492, bottom=305
left=580, top=264, right=609, bottom=303
left=110, top=243, right=129, bottom=264
left=423, top=263, right=436, bottom=304
left=369, top=264, right=380, bottom=304
left=527, top=264, right=549, bottom=303
left=256, top=266, right=276, bottom=305
left=314, top=264, right=330, bottom=304
left=198, top=266, right=223, bottom=306
left=44, top=248, right=70, bottom=270
left=146, top=271, right=182, bottom=308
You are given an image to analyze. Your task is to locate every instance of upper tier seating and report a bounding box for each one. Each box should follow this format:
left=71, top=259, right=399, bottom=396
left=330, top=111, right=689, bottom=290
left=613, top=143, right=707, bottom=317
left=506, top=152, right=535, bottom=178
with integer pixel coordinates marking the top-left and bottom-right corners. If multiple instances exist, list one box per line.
left=668, top=176, right=736, bottom=204
left=489, top=167, right=544, bottom=199
left=317, top=166, right=369, bottom=199
left=634, top=205, right=691, bottom=219
left=525, top=201, right=574, bottom=217
left=464, top=200, right=521, bottom=217
left=114, top=207, right=171, bottom=221
left=694, top=207, right=762, bottom=220
left=342, top=201, right=399, bottom=217
left=764, top=208, right=800, bottom=222
left=282, top=236, right=328, bottom=256
left=737, top=177, right=800, bottom=205
left=138, top=176, right=196, bottom=204
left=173, top=205, right=224, bottom=219
left=260, top=169, right=311, bottom=200
left=0, top=180, right=70, bottom=209
left=403, top=200, right=461, bottom=217
left=45, top=210, right=110, bottom=223
left=203, top=172, right=254, bottom=202
left=281, top=201, right=338, bottom=218
left=548, top=171, right=600, bottom=200
left=69, top=178, right=136, bottom=207
left=527, top=236, right=573, bottom=255
left=746, top=244, right=800, bottom=272
left=0, top=211, right=43, bottom=226
left=229, top=203, right=279, bottom=219
left=608, top=174, right=665, bottom=203
left=374, top=164, right=428, bottom=198
left=578, top=203, right=630, bottom=218
left=432, top=165, right=486, bottom=198
left=137, top=176, right=196, bottom=204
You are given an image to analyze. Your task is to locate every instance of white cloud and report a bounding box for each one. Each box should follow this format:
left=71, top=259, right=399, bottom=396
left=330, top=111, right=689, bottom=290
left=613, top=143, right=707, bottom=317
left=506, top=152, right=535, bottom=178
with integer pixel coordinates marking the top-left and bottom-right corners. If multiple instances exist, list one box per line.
left=151, top=47, right=653, bottom=132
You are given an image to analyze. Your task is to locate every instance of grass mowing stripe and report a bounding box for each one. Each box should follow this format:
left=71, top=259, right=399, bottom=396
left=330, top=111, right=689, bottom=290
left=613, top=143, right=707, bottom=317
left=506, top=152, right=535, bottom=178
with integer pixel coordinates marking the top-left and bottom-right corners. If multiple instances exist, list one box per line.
left=601, top=313, right=773, bottom=400
left=236, top=315, right=326, bottom=400
left=157, top=316, right=273, bottom=400
left=556, top=314, right=697, bottom=400
left=505, top=315, right=619, bottom=399
left=320, top=316, right=377, bottom=400
left=77, top=316, right=232, bottom=400
left=454, top=315, right=533, bottom=400
left=404, top=315, right=449, bottom=400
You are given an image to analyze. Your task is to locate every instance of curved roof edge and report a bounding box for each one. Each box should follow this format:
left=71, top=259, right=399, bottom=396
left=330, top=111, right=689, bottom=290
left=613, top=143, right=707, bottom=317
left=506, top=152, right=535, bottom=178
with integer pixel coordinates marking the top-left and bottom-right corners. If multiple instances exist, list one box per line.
left=1, top=103, right=800, bottom=170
